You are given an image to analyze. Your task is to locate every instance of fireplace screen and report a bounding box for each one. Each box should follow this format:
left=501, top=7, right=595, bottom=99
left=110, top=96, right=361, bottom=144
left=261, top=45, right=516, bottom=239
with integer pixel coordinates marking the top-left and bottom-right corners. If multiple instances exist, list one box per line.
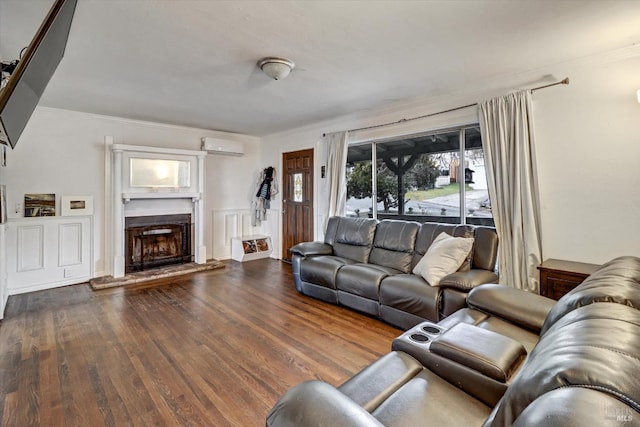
left=125, top=214, right=192, bottom=273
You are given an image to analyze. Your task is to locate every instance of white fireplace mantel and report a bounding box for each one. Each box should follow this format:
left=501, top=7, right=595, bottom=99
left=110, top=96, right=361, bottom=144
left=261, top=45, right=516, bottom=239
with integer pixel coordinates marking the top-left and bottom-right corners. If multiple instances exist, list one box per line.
left=121, top=192, right=202, bottom=204
left=110, top=143, right=207, bottom=278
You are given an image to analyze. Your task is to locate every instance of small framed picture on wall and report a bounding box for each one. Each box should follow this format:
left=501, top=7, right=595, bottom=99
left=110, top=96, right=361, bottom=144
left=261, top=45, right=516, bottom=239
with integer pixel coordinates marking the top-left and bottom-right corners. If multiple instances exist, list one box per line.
left=24, top=193, right=56, bottom=217
left=61, top=196, right=94, bottom=216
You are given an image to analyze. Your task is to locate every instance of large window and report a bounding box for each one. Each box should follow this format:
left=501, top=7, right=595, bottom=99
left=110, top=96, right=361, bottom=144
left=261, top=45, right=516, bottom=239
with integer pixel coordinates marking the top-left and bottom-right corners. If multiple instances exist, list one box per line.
left=346, top=126, right=493, bottom=226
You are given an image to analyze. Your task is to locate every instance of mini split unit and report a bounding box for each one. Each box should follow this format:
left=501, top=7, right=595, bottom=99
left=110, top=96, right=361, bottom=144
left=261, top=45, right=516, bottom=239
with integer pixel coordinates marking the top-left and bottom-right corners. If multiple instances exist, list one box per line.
left=201, top=137, right=244, bottom=156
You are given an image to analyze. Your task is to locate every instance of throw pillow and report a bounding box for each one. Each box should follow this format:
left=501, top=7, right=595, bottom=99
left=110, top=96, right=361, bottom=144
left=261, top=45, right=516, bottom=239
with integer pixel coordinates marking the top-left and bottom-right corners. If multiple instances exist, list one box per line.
left=412, top=232, right=475, bottom=286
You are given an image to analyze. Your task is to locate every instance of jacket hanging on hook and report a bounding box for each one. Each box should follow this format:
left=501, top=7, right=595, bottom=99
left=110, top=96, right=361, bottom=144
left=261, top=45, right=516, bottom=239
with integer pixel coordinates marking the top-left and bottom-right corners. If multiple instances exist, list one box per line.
left=251, top=166, right=278, bottom=226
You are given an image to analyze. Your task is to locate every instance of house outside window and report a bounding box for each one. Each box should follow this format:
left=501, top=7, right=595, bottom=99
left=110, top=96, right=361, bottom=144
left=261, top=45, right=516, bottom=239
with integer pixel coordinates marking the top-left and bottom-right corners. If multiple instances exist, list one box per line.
left=346, top=125, right=493, bottom=226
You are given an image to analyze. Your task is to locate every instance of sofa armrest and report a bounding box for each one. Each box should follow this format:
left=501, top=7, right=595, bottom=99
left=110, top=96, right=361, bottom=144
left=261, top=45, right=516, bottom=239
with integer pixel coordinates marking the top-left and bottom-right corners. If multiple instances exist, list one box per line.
left=266, top=380, right=384, bottom=427
left=439, top=269, right=499, bottom=291
left=467, top=284, right=556, bottom=333
left=290, top=242, right=334, bottom=257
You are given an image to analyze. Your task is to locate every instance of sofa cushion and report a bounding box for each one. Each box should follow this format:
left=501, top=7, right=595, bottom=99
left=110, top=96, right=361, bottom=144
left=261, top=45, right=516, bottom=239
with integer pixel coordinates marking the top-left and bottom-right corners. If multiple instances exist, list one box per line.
left=379, top=274, right=441, bottom=322
left=412, top=232, right=474, bottom=286
left=337, top=264, right=402, bottom=300
left=472, top=227, right=499, bottom=272
left=368, top=220, right=420, bottom=273
left=331, top=217, right=378, bottom=263
left=300, top=255, right=357, bottom=289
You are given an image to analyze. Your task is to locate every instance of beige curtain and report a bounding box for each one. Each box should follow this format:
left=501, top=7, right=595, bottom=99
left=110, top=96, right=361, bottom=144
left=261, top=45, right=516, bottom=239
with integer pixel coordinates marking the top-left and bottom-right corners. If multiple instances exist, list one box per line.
left=479, top=90, right=543, bottom=292
left=324, top=131, right=349, bottom=221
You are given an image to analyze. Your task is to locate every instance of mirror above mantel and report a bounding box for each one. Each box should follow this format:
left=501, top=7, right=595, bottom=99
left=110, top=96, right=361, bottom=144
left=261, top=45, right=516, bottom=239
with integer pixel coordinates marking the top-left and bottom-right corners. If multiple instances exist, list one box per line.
left=130, top=158, right=191, bottom=188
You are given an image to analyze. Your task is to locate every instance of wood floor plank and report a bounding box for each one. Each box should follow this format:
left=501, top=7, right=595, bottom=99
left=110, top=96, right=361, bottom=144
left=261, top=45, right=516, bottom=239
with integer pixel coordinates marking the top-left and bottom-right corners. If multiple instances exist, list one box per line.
left=0, top=259, right=401, bottom=426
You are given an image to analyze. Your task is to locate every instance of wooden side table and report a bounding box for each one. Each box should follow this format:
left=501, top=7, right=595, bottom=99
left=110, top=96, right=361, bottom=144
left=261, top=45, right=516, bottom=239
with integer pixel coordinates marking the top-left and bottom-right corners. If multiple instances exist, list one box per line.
left=538, top=259, right=600, bottom=300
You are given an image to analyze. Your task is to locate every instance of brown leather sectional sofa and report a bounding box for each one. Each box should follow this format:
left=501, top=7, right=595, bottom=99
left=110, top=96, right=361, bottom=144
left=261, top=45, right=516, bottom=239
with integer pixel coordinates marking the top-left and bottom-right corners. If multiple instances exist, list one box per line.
left=268, top=256, right=640, bottom=426
left=290, top=216, right=499, bottom=328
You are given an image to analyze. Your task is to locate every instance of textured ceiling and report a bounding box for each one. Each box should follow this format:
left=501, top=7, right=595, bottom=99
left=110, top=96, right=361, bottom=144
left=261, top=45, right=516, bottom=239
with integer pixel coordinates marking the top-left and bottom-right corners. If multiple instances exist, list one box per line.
left=2, top=0, right=640, bottom=136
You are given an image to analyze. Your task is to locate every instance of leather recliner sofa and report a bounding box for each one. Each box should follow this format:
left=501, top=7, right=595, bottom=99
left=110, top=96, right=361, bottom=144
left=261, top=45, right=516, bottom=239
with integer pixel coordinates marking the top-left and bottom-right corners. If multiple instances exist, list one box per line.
left=267, top=256, right=640, bottom=427
left=290, top=216, right=499, bottom=328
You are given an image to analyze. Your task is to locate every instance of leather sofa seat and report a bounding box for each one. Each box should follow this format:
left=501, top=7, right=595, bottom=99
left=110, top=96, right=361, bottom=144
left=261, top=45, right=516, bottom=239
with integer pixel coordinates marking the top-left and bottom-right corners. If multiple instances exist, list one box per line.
left=300, top=255, right=356, bottom=290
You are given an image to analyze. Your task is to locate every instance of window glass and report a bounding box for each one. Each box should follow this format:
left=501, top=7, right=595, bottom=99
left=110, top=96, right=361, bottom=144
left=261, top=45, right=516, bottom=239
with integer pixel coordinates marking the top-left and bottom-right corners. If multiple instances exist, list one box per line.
left=346, top=144, right=373, bottom=217
left=293, top=173, right=303, bottom=202
left=464, top=127, right=493, bottom=225
left=345, top=125, right=494, bottom=226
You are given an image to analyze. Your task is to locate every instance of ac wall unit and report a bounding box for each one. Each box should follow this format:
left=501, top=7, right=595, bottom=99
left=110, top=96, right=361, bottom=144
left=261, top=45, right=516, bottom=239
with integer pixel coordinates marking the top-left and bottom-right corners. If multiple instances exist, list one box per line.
left=201, top=137, right=244, bottom=156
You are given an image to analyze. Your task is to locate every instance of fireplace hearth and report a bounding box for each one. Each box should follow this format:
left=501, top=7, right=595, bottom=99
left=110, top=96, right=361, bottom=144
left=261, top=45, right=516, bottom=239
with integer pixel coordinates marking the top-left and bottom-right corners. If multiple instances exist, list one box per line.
left=125, top=214, right=192, bottom=273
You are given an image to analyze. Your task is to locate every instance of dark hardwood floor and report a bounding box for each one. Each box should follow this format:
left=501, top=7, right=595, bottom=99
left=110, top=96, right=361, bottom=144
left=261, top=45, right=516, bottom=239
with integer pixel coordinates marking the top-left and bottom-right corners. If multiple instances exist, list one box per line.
left=0, top=259, right=401, bottom=426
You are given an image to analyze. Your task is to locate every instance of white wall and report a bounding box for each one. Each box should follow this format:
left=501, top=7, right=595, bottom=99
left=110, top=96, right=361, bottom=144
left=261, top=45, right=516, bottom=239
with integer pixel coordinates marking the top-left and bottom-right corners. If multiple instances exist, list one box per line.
left=2, top=107, right=262, bottom=276
left=533, top=54, right=640, bottom=264
left=263, top=54, right=640, bottom=266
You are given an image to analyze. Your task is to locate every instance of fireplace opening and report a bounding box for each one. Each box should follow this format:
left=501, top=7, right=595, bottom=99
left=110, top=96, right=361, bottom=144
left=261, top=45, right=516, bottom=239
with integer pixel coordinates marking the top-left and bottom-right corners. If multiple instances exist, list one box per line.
left=125, top=214, right=192, bottom=273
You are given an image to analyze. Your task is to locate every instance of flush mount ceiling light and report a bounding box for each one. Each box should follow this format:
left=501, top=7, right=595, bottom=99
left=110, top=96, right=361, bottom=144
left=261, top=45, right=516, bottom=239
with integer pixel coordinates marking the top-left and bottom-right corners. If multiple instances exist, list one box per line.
left=257, top=57, right=295, bottom=80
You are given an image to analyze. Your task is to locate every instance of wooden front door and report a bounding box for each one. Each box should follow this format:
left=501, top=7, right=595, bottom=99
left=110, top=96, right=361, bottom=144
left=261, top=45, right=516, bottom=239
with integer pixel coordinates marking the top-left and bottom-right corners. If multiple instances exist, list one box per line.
left=282, top=149, right=314, bottom=261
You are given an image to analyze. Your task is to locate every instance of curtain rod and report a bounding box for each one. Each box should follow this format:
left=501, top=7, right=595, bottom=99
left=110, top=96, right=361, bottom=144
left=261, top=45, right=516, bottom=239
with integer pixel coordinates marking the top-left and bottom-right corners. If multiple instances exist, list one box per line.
left=323, top=77, right=569, bottom=136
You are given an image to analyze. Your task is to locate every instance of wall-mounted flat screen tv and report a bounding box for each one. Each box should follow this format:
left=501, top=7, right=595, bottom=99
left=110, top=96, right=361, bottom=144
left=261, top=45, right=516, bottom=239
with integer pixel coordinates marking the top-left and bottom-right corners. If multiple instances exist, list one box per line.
left=0, top=0, right=78, bottom=149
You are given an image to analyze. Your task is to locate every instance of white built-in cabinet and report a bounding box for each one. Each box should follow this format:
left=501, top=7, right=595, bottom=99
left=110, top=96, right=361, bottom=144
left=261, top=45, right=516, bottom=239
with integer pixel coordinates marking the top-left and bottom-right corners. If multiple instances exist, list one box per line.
left=5, top=215, right=93, bottom=296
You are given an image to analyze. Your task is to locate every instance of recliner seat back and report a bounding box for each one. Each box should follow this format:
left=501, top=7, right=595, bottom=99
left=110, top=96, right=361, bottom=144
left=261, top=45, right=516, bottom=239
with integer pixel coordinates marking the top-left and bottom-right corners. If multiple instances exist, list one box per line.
left=472, top=227, right=499, bottom=272
left=540, top=255, right=640, bottom=335
left=485, top=302, right=640, bottom=426
left=324, top=217, right=378, bottom=263
left=368, top=220, right=421, bottom=273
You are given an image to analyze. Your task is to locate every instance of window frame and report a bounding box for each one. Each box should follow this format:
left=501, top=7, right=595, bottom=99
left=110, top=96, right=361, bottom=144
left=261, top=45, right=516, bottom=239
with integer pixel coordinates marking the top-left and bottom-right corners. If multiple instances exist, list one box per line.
left=346, top=124, right=493, bottom=226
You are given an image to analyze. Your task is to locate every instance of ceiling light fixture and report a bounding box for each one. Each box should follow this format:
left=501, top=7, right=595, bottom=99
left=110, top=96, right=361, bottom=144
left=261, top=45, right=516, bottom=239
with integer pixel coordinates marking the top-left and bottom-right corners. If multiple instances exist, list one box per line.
left=257, top=57, right=295, bottom=80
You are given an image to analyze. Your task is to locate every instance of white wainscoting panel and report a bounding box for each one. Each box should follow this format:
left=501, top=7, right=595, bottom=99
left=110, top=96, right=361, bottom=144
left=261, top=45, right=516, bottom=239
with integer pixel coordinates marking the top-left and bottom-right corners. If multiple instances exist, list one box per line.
left=17, top=225, right=44, bottom=272
left=211, top=209, right=279, bottom=260
left=0, top=225, right=7, bottom=320
left=6, top=216, right=93, bottom=295
left=59, top=222, right=83, bottom=266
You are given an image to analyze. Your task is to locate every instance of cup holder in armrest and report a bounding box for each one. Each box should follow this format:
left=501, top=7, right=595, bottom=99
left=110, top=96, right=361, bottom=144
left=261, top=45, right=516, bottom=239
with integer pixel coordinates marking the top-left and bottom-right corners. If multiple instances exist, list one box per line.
left=421, top=325, right=441, bottom=334
left=392, top=321, right=446, bottom=362
left=409, top=333, right=430, bottom=343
